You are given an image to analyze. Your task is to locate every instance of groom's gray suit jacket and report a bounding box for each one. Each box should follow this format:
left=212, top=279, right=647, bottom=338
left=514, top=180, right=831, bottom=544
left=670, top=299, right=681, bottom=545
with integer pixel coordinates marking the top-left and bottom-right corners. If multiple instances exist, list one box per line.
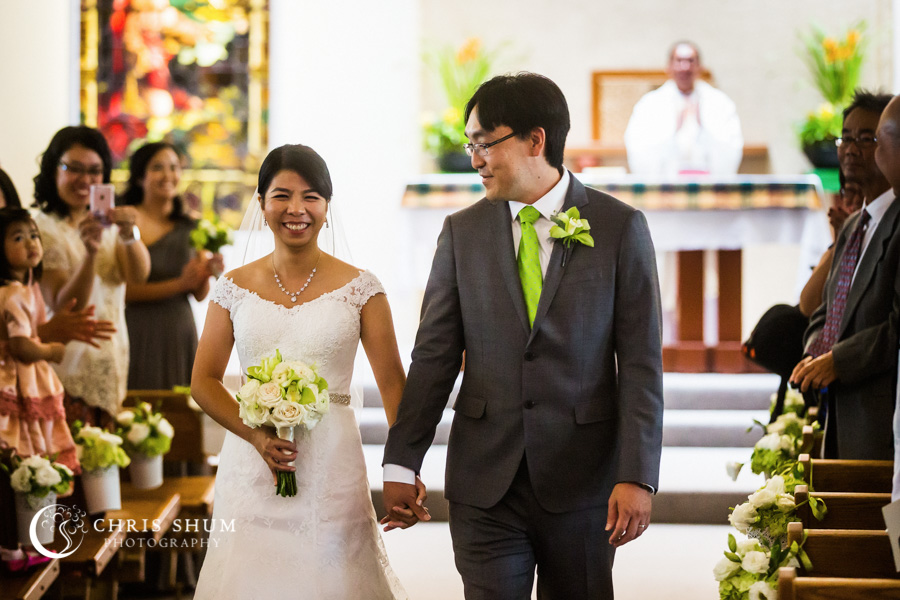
left=384, top=173, right=664, bottom=513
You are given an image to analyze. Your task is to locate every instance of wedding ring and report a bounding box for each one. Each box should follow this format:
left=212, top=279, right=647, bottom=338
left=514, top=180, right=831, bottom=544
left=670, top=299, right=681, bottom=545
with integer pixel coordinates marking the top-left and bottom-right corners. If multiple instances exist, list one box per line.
left=638, top=524, right=646, bottom=529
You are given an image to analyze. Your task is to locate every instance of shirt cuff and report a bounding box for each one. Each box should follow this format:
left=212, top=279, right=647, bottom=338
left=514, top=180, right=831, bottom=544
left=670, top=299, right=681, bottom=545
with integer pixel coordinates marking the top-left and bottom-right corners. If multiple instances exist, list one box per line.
left=383, top=464, right=416, bottom=485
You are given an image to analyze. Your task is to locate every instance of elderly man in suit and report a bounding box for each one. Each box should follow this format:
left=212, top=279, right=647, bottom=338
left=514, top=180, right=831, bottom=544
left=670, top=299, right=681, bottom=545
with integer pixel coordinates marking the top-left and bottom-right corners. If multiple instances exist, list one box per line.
left=382, top=73, right=664, bottom=599
left=791, top=90, right=898, bottom=460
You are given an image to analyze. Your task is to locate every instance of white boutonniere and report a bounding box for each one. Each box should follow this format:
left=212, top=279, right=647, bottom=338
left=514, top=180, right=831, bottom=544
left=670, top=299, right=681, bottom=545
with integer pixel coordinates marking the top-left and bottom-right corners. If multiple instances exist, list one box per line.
left=550, top=207, right=594, bottom=266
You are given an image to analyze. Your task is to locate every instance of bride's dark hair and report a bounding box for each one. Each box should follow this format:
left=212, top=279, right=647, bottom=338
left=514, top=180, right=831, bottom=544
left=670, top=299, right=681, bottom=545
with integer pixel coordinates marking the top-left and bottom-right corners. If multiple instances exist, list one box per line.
left=258, top=144, right=333, bottom=201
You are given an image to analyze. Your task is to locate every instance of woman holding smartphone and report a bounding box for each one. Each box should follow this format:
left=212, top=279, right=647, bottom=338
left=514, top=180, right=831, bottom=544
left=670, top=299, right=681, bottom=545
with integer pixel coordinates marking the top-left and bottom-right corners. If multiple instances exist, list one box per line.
left=32, top=126, right=151, bottom=426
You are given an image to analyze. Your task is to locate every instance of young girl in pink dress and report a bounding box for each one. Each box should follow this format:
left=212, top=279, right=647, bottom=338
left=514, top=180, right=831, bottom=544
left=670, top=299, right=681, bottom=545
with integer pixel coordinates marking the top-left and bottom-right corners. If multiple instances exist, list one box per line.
left=0, top=208, right=76, bottom=471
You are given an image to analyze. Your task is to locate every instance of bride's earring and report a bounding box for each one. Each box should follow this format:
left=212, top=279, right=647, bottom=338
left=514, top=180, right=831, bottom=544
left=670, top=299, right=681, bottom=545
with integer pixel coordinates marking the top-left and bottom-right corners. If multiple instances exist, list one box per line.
left=325, top=219, right=329, bottom=229
left=264, top=218, right=268, bottom=227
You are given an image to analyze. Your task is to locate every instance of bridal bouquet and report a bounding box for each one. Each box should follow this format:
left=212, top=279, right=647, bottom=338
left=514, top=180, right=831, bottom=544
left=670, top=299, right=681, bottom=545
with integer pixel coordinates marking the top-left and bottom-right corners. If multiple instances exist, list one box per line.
left=237, top=349, right=330, bottom=497
left=116, top=403, right=174, bottom=458
left=7, top=455, right=74, bottom=508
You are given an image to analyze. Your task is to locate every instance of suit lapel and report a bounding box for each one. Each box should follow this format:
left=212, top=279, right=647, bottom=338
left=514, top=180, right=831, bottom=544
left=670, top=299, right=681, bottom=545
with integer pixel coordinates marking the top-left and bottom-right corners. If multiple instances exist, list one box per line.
left=491, top=199, right=531, bottom=335
left=528, top=174, right=589, bottom=345
left=840, top=198, right=900, bottom=336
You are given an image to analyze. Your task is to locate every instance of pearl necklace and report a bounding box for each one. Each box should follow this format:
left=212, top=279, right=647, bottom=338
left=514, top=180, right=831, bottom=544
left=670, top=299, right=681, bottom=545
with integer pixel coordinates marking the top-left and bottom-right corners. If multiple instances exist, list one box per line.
left=273, top=254, right=320, bottom=303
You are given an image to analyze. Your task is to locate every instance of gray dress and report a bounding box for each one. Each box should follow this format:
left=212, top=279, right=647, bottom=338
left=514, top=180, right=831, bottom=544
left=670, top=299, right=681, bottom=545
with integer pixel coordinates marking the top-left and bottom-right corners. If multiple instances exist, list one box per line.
left=125, top=218, right=198, bottom=390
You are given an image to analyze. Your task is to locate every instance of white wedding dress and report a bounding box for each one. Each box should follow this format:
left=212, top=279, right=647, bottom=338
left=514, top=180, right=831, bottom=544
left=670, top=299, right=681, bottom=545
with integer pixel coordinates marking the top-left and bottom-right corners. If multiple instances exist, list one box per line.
left=194, top=271, right=407, bottom=599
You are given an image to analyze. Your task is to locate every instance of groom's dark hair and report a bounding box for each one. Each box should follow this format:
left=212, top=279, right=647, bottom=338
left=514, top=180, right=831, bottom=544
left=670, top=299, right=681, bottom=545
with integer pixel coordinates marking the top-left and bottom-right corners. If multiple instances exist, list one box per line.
left=464, top=72, right=570, bottom=171
left=258, top=144, right=333, bottom=201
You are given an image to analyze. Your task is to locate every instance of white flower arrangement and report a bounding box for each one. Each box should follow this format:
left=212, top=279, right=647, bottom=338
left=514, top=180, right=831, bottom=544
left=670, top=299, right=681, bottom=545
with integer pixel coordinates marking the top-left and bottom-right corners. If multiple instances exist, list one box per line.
left=237, top=349, right=331, bottom=497
left=116, top=403, right=174, bottom=458
left=7, top=455, right=74, bottom=508
left=715, top=533, right=807, bottom=600
left=72, top=422, right=131, bottom=472
left=770, top=388, right=806, bottom=416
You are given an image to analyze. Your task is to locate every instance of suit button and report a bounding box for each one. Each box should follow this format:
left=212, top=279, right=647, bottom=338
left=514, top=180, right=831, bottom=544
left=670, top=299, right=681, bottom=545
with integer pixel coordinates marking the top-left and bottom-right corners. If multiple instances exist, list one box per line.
left=524, top=401, right=535, bottom=409
left=524, top=351, right=535, bottom=361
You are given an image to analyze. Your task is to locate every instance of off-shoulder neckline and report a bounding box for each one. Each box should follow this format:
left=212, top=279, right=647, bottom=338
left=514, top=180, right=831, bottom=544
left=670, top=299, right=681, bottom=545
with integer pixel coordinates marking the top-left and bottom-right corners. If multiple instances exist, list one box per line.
left=220, top=270, right=371, bottom=311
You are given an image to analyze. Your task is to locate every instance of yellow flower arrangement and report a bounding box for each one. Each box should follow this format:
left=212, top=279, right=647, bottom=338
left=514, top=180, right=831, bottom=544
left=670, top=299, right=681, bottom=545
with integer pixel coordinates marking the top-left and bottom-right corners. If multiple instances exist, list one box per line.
left=423, top=38, right=504, bottom=163
left=797, top=23, right=866, bottom=149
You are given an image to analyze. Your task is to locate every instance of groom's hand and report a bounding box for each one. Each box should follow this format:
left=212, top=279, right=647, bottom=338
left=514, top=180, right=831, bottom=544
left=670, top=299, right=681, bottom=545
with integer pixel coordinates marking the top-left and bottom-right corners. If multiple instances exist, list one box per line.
left=606, top=482, right=652, bottom=547
left=381, top=479, right=430, bottom=532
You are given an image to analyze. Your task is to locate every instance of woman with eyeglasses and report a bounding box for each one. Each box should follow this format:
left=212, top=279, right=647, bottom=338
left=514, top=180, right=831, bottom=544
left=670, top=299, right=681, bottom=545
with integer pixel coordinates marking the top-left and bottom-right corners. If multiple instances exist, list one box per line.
left=32, top=126, right=151, bottom=427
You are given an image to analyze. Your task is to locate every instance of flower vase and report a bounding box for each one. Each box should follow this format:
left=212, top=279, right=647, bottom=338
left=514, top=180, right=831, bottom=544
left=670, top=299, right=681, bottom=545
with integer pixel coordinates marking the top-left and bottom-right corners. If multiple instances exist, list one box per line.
left=128, top=454, right=163, bottom=490
left=803, top=140, right=840, bottom=169
left=81, top=466, right=121, bottom=513
left=14, top=492, right=56, bottom=546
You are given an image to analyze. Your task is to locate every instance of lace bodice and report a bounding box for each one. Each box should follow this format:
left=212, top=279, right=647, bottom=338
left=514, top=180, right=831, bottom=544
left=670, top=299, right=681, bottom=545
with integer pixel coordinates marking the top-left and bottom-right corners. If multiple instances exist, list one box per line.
left=213, top=271, right=384, bottom=393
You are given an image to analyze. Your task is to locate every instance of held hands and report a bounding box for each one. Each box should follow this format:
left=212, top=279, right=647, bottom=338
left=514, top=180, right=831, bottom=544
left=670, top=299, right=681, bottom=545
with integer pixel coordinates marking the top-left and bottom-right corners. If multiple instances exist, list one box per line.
left=249, top=427, right=298, bottom=483
left=380, top=478, right=430, bottom=532
left=606, top=482, right=652, bottom=547
left=179, top=257, right=211, bottom=293
left=790, top=353, right=837, bottom=393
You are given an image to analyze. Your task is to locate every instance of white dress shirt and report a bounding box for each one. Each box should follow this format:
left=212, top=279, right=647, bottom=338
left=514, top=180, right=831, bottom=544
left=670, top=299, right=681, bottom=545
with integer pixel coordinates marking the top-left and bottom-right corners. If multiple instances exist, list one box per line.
left=383, top=172, right=570, bottom=486
left=852, top=189, right=895, bottom=285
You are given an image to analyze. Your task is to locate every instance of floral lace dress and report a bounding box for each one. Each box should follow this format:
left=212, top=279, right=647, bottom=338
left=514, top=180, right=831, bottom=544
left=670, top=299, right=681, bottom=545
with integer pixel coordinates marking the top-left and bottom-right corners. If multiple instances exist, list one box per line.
left=194, top=271, right=407, bottom=600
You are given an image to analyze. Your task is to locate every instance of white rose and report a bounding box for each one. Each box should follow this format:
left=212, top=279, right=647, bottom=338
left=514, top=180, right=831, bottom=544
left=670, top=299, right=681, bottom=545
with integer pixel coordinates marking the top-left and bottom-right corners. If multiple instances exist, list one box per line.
left=127, top=422, right=151, bottom=446
left=10, top=465, right=32, bottom=493
left=779, top=434, right=795, bottom=452
left=156, top=418, right=174, bottom=439
left=239, top=379, right=261, bottom=403
left=22, top=455, right=49, bottom=469
left=239, top=401, right=268, bottom=427
left=736, top=538, right=760, bottom=555
left=748, top=580, right=777, bottom=600
left=271, top=362, right=293, bottom=386
left=289, top=362, right=316, bottom=383
left=257, top=382, right=283, bottom=408
left=755, top=433, right=783, bottom=452
left=78, top=425, right=102, bottom=441
left=34, top=464, right=62, bottom=487
left=765, top=476, right=786, bottom=495
left=728, top=502, right=758, bottom=533
left=748, top=487, right=777, bottom=509
left=99, top=432, right=123, bottom=446
left=270, top=401, right=304, bottom=428
left=116, top=410, right=135, bottom=427
left=784, top=388, right=805, bottom=412
left=725, top=461, right=744, bottom=482
left=741, top=550, right=770, bottom=574
left=776, top=494, right=795, bottom=511
left=713, top=557, right=742, bottom=581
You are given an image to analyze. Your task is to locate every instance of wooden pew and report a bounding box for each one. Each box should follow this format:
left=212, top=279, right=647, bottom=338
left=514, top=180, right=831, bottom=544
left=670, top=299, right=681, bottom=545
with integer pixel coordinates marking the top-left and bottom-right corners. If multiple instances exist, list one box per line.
left=0, top=559, right=59, bottom=600
left=801, top=425, right=824, bottom=457
left=779, top=567, right=900, bottom=599
left=786, top=522, right=898, bottom=579
left=799, top=454, right=893, bottom=493
left=794, top=484, right=890, bottom=530
left=52, top=522, right=127, bottom=599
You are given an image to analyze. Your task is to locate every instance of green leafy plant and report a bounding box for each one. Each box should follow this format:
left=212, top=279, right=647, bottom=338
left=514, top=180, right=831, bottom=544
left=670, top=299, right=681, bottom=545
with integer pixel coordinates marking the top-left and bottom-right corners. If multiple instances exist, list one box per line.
left=116, top=402, right=174, bottom=458
left=72, top=421, right=131, bottom=472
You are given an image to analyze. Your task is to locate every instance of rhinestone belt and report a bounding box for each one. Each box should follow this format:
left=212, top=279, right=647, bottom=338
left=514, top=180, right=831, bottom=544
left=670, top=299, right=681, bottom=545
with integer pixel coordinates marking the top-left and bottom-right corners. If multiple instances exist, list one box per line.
left=330, top=393, right=351, bottom=406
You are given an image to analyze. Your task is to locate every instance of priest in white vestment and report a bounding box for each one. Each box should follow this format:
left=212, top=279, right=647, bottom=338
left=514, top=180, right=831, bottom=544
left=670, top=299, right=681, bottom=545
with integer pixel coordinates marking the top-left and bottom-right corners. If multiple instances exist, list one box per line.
left=625, top=42, right=743, bottom=176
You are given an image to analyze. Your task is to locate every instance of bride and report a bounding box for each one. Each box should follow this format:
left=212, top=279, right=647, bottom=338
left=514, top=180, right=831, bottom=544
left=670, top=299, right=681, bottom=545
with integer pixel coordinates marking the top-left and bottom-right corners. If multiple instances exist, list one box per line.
left=191, top=144, right=423, bottom=599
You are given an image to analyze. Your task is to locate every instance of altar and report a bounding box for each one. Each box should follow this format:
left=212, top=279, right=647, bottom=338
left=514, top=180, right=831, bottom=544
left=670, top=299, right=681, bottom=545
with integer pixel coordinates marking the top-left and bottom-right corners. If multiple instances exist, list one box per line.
left=401, top=173, right=828, bottom=373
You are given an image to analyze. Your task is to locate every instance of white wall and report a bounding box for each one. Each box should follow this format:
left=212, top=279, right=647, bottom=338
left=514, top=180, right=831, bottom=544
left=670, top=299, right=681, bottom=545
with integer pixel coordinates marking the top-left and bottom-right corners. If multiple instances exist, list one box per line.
left=0, top=0, right=78, bottom=203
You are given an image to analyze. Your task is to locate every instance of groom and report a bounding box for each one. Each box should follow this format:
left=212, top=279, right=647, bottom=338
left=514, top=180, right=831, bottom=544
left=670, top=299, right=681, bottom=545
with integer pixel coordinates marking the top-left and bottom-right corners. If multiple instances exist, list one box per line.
left=383, top=73, right=664, bottom=599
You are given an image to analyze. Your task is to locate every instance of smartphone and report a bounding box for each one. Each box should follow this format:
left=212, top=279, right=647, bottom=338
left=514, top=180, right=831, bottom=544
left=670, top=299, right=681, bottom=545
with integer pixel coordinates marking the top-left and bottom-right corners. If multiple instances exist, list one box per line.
left=89, top=184, right=115, bottom=226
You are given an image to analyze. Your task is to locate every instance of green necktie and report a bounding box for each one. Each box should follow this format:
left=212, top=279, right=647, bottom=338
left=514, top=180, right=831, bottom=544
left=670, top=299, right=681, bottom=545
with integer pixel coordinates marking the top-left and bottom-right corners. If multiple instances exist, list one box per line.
left=517, top=205, right=542, bottom=327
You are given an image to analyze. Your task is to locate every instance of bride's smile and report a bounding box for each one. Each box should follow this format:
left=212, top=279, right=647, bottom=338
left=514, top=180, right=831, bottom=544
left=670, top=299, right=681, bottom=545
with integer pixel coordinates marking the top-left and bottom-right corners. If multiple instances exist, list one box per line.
left=261, top=169, right=328, bottom=245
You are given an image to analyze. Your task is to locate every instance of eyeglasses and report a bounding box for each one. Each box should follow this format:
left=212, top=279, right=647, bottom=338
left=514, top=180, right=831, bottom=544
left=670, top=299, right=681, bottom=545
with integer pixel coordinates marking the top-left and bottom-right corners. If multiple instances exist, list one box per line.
left=835, top=136, right=877, bottom=149
left=463, top=132, right=517, bottom=157
left=59, top=162, right=104, bottom=178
